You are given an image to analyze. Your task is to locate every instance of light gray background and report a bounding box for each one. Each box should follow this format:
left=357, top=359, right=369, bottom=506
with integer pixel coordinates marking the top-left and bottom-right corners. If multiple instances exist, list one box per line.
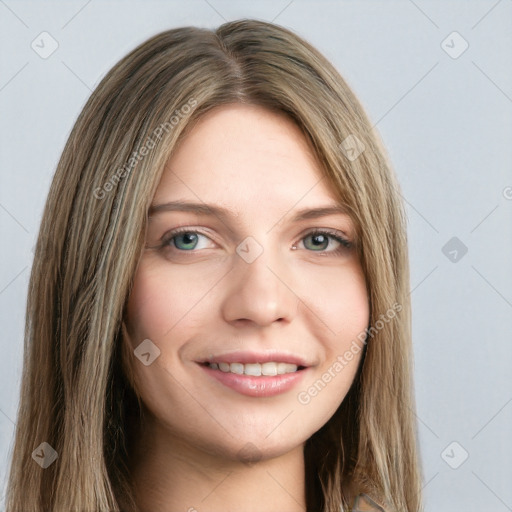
left=1, top=1, right=511, bottom=510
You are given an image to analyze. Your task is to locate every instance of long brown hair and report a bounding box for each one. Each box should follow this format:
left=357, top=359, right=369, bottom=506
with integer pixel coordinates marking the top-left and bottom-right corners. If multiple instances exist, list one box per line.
left=5, top=19, right=423, bottom=511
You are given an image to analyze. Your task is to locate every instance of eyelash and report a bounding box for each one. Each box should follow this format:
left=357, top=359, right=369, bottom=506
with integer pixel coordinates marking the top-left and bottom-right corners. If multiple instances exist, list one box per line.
left=160, top=227, right=352, bottom=256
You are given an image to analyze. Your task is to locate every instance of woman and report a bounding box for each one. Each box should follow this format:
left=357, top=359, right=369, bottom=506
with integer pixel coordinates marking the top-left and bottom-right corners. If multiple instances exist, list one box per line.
left=6, top=19, right=423, bottom=512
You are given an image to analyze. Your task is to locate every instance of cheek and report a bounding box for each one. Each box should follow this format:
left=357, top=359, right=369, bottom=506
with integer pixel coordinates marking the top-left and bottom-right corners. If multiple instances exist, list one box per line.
left=125, top=258, right=215, bottom=344
left=299, top=260, right=369, bottom=338
left=125, top=272, right=174, bottom=344
left=295, top=263, right=369, bottom=409
left=325, top=268, right=369, bottom=376
left=330, top=271, right=369, bottom=335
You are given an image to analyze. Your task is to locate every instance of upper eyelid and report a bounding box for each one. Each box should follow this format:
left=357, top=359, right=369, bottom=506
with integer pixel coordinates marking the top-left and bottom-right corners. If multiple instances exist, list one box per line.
left=149, top=210, right=355, bottom=238
left=162, top=226, right=217, bottom=243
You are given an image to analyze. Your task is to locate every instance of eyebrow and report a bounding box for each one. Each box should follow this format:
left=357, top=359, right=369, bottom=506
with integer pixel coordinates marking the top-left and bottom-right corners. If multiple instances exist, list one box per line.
left=148, top=200, right=351, bottom=223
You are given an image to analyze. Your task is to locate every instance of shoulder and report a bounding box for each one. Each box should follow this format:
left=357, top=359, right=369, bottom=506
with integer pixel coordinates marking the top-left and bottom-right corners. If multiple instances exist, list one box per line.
left=351, top=493, right=387, bottom=511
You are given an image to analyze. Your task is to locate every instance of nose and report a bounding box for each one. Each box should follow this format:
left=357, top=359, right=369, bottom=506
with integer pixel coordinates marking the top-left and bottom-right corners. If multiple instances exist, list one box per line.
left=220, top=246, right=298, bottom=328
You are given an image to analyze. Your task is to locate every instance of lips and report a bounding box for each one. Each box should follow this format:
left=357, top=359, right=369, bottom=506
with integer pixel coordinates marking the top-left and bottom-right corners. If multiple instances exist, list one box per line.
left=196, top=351, right=311, bottom=397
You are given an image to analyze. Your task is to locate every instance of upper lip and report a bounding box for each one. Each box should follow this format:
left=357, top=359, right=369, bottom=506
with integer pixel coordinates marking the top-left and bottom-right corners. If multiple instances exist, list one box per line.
left=197, top=351, right=310, bottom=367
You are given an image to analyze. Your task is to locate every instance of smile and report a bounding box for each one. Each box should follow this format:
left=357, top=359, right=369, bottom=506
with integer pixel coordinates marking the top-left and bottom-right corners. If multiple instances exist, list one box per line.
left=196, top=350, right=311, bottom=397
left=207, top=361, right=301, bottom=376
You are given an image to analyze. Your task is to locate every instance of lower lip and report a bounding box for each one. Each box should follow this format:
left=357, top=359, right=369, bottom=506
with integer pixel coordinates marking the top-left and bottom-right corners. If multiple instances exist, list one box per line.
left=198, top=364, right=308, bottom=397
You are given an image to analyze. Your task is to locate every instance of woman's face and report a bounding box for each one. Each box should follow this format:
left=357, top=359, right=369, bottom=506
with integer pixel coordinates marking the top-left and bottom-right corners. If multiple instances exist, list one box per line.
left=124, top=103, right=369, bottom=462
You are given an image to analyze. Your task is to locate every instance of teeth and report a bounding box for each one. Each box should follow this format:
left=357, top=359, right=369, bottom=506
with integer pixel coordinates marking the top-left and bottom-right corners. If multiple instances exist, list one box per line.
left=261, top=362, right=277, bottom=376
left=277, top=362, right=292, bottom=374
left=207, top=361, right=299, bottom=376
left=244, top=363, right=261, bottom=376
left=230, top=363, right=244, bottom=375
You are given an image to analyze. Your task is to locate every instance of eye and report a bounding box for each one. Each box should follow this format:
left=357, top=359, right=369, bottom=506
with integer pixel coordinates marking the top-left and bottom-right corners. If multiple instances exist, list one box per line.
left=157, top=227, right=352, bottom=256
left=162, top=228, right=215, bottom=251
left=299, top=229, right=352, bottom=255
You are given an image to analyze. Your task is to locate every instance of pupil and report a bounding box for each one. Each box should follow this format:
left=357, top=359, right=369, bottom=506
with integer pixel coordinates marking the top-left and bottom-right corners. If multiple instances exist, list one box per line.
left=309, top=234, right=328, bottom=250
left=176, top=232, right=197, bottom=249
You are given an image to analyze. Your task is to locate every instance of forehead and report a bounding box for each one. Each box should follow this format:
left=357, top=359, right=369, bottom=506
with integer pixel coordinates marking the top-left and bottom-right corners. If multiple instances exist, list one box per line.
left=153, top=103, right=340, bottom=212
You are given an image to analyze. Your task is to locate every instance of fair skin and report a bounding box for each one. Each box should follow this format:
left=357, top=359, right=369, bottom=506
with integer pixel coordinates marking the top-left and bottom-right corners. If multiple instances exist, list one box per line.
left=124, top=103, right=369, bottom=512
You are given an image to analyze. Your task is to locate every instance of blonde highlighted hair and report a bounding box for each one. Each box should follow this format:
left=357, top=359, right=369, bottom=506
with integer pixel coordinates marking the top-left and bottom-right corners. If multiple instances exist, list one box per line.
left=6, top=19, right=423, bottom=511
